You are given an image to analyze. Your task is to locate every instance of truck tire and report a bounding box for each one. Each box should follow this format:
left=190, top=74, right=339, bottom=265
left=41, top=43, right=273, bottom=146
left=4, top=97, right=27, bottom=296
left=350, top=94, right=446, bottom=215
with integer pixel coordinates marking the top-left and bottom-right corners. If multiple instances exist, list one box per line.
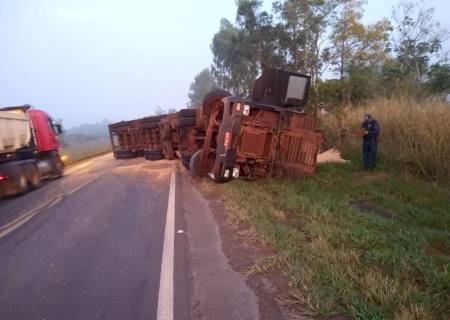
left=29, top=164, right=42, bottom=189
left=202, top=90, right=231, bottom=116
left=17, top=169, right=29, bottom=195
left=144, top=148, right=164, bottom=161
left=162, top=141, right=175, bottom=160
left=53, top=157, right=64, bottom=179
left=172, top=117, right=196, bottom=128
left=180, top=153, right=192, bottom=170
left=189, top=149, right=204, bottom=177
left=51, top=152, right=64, bottom=179
left=177, top=108, right=197, bottom=117
left=115, top=150, right=135, bottom=159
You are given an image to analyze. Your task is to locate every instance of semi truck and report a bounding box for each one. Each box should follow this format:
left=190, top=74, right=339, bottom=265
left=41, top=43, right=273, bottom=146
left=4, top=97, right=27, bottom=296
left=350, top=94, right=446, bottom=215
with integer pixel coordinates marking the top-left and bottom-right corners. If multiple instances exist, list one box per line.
left=108, top=68, right=323, bottom=183
left=0, top=105, right=64, bottom=197
left=188, top=68, right=322, bottom=182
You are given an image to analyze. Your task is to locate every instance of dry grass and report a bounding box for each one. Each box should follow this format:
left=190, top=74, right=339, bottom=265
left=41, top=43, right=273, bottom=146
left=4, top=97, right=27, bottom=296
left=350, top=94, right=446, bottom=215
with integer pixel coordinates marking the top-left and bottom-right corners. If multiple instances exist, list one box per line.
left=61, top=139, right=111, bottom=165
left=321, top=97, right=450, bottom=184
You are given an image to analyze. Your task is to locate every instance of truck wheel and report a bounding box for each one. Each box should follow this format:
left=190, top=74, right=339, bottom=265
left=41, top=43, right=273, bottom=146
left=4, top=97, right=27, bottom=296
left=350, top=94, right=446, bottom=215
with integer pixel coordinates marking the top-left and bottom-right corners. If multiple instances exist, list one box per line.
left=180, top=153, right=192, bottom=170
left=29, top=165, right=42, bottom=189
left=144, top=148, right=164, bottom=161
left=115, top=150, right=135, bottom=159
left=189, top=150, right=204, bottom=177
left=177, top=108, right=197, bottom=117
left=202, top=90, right=231, bottom=117
left=162, top=141, right=175, bottom=160
left=17, top=170, right=29, bottom=195
left=173, top=117, right=196, bottom=128
left=53, top=158, right=64, bottom=179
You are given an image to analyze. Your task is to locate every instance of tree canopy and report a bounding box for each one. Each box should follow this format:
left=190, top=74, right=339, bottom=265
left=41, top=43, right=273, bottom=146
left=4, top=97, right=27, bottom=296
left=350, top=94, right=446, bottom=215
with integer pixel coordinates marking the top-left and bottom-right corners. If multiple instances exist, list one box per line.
left=187, top=69, right=217, bottom=107
left=208, top=0, right=449, bottom=107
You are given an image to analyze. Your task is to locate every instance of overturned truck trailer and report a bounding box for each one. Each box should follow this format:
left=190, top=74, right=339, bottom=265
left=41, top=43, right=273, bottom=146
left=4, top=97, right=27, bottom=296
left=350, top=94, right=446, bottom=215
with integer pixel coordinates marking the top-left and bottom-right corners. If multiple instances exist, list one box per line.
left=108, top=109, right=199, bottom=160
left=188, top=68, right=323, bottom=182
left=108, top=68, right=323, bottom=183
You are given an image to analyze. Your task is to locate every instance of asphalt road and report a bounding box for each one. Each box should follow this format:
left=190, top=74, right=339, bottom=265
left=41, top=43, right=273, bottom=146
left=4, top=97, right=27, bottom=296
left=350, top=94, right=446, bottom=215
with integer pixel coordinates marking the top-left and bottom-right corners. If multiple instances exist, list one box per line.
left=0, top=154, right=187, bottom=320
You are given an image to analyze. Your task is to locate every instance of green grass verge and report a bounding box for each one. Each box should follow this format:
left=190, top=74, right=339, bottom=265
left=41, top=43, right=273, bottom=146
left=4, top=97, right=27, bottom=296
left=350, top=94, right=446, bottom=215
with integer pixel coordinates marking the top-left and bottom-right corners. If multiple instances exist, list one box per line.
left=223, top=153, right=450, bottom=319
left=61, top=140, right=111, bottom=166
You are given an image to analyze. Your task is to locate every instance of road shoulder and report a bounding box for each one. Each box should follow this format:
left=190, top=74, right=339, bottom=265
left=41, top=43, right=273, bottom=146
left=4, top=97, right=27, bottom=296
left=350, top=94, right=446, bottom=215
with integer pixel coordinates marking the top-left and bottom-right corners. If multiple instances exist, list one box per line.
left=181, top=173, right=260, bottom=320
left=181, top=169, right=313, bottom=320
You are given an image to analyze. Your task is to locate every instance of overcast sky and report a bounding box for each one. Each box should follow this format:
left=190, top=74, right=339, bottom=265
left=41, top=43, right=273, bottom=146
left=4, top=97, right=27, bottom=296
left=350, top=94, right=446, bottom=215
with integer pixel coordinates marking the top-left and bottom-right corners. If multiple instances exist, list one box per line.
left=1, top=0, right=448, bottom=128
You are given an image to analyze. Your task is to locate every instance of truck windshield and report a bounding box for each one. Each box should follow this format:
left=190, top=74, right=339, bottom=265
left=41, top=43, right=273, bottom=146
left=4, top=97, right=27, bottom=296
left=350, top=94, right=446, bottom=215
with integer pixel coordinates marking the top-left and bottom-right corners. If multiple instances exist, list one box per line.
left=48, top=118, right=63, bottom=135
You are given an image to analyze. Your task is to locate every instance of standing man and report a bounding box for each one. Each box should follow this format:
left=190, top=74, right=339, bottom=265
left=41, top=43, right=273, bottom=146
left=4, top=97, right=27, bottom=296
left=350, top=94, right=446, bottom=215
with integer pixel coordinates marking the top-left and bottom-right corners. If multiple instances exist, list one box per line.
left=361, top=113, right=380, bottom=170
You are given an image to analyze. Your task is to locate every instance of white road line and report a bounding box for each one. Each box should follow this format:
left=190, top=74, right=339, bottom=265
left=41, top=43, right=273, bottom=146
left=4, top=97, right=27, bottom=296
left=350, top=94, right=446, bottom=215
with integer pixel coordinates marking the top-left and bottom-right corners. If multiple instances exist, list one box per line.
left=0, top=173, right=104, bottom=239
left=0, top=197, right=61, bottom=239
left=66, top=174, right=102, bottom=196
left=157, top=169, right=176, bottom=320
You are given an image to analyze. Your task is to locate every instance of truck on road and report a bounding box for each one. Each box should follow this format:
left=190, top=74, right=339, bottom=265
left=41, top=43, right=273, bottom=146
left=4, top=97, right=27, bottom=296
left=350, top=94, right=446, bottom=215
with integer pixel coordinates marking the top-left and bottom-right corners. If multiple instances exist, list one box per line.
left=108, top=68, right=322, bottom=183
left=188, top=68, right=322, bottom=182
left=108, top=109, right=198, bottom=161
left=0, top=105, right=64, bottom=197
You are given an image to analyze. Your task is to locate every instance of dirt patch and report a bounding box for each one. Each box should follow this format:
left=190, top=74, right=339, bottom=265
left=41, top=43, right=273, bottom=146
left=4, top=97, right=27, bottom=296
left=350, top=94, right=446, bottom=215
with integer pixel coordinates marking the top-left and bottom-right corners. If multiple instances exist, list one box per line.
left=351, top=200, right=399, bottom=220
left=184, top=174, right=313, bottom=320
left=426, top=242, right=450, bottom=257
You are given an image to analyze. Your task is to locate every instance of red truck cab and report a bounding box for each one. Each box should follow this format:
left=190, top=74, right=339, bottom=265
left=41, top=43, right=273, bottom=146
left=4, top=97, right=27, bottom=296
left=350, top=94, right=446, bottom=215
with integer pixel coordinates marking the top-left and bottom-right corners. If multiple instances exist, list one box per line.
left=0, top=105, right=63, bottom=197
left=27, top=109, right=62, bottom=152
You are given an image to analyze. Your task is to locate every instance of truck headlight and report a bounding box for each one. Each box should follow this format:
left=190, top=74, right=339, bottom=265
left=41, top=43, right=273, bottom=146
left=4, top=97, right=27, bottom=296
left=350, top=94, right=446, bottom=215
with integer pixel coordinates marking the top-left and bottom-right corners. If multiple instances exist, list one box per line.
left=232, top=167, right=240, bottom=178
left=243, top=105, right=250, bottom=116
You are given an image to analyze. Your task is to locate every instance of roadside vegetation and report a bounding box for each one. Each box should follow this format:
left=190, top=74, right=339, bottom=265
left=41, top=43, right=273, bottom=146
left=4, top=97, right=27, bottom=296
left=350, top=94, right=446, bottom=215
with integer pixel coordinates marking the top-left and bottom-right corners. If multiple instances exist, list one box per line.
left=224, top=153, right=449, bottom=319
left=322, top=97, right=450, bottom=184
left=60, top=120, right=111, bottom=165
left=61, top=139, right=111, bottom=166
left=205, top=2, right=450, bottom=318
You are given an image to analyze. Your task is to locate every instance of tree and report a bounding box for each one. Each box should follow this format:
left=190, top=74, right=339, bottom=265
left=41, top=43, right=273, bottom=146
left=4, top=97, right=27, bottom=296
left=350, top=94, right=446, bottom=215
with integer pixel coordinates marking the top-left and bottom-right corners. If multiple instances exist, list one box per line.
left=187, top=69, right=217, bottom=107
left=154, top=106, right=165, bottom=115
left=426, top=63, right=450, bottom=96
left=329, top=0, right=391, bottom=103
left=211, top=1, right=283, bottom=95
left=393, top=1, right=444, bottom=82
left=154, top=106, right=178, bottom=115
left=273, top=0, right=346, bottom=104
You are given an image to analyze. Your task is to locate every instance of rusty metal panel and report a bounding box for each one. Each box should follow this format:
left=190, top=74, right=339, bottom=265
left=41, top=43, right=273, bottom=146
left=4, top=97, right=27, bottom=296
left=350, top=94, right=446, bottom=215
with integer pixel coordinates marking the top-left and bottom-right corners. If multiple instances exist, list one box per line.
left=242, top=110, right=279, bottom=129
left=237, top=128, right=275, bottom=158
left=277, top=129, right=321, bottom=177
left=287, top=114, right=317, bottom=130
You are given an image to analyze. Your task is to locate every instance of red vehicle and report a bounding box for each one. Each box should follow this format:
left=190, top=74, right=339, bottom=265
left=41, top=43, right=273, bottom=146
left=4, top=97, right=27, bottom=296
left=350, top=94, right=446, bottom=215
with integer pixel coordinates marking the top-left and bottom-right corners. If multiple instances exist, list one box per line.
left=0, top=105, right=64, bottom=197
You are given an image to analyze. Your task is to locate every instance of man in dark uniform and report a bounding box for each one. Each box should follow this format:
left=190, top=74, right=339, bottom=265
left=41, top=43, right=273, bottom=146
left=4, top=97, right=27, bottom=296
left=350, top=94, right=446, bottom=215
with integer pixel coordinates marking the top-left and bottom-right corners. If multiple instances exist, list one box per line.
left=361, top=113, right=380, bottom=170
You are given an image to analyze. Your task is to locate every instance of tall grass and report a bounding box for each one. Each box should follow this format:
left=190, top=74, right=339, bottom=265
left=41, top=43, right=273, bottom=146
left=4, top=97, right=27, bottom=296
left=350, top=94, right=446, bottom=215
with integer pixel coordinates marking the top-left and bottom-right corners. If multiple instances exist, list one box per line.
left=61, top=139, right=111, bottom=165
left=321, top=97, right=450, bottom=184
